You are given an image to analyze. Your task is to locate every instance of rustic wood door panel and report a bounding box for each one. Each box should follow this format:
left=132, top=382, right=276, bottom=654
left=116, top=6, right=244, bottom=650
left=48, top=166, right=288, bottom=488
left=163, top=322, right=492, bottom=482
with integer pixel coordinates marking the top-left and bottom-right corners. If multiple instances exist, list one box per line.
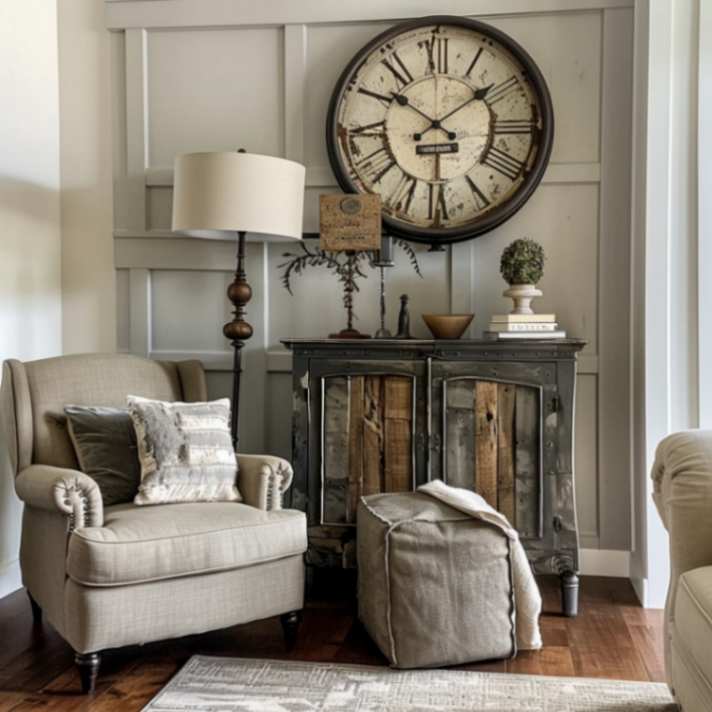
left=439, top=376, right=544, bottom=540
left=321, top=373, right=416, bottom=526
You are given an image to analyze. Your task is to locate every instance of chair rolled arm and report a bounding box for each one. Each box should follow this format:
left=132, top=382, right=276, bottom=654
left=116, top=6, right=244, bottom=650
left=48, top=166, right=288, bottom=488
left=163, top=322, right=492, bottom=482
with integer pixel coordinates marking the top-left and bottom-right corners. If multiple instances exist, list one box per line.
left=653, top=430, right=712, bottom=581
left=237, top=454, right=294, bottom=511
left=15, top=465, right=103, bottom=530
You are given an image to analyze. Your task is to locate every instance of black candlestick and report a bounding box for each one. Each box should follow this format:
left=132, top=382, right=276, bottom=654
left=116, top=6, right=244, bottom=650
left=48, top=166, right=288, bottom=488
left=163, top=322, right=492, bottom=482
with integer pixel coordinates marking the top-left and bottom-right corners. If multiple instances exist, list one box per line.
left=374, top=236, right=394, bottom=339
left=396, top=293, right=412, bottom=339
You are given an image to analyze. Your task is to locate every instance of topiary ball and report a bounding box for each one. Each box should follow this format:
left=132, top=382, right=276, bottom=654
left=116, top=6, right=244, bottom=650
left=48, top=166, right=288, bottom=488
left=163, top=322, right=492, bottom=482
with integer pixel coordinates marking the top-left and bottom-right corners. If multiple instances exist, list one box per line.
left=500, top=238, right=545, bottom=285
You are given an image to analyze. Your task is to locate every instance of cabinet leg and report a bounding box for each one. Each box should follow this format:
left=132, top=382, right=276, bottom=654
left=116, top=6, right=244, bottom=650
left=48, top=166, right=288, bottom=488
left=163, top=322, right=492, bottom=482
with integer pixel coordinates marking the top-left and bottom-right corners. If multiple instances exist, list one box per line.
left=560, top=570, right=579, bottom=617
left=75, top=652, right=101, bottom=694
left=280, top=611, right=302, bottom=651
left=27, top=591, right=42, bottom=625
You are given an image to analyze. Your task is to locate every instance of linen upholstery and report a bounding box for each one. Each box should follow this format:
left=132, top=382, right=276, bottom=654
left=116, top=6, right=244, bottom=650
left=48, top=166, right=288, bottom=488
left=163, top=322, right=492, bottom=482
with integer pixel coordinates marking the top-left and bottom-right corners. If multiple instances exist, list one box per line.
left=64, top=555, right=304, bottom=652
left=3, top=352, right=305, bottom=664
left=20, top=506, right=73, bottom=632
left=2, top=354, right=203, bottom=472
left=653, top=429, right=712, bottom=711
left=1, top=359, right=32, bottom=472
left=358, top=492, right=515, bottom=669
left=65, top=406, right=140, bottom=506
left=16, top=464, right=104, bottom=529
left=67, top=503, right=307, bottom=586
left=674, top=567, right=712, bottom=695
left=128, top=396, right=240, bottom=505
left=238, top=453, right=293, bottom=510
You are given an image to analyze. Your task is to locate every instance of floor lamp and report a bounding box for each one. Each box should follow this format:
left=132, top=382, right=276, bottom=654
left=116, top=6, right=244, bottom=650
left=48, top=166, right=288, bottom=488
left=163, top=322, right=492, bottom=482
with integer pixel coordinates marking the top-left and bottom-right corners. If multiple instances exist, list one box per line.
left=172, top=150, right=305, bottom=447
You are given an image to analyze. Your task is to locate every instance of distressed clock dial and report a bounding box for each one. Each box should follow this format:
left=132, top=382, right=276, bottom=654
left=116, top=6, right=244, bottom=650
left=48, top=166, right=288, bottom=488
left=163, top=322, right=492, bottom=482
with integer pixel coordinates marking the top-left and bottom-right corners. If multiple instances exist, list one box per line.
left=326, top=16, right=554, bottom=245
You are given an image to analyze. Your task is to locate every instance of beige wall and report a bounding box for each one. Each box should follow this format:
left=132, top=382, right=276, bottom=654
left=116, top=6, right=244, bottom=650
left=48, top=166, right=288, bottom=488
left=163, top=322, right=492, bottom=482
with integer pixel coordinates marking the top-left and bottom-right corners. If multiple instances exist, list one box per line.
left=108, top=0, right=635, bottom=572
left=59, top=0, right=116, bottom=353
left=0, top=0, right=62, bottom=597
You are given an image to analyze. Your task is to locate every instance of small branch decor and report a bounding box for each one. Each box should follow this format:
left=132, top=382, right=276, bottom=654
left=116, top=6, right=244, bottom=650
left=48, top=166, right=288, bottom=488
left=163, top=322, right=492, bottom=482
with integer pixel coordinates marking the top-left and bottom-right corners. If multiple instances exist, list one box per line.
left=278, top=239, right=422, bottom=338
left=499, top=238, right=546, bottom=315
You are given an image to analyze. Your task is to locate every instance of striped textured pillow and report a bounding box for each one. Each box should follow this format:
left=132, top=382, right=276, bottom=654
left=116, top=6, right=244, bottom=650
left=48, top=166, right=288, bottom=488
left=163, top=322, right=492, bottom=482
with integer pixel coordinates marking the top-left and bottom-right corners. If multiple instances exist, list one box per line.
left=127, top=395, right=240, bottom=505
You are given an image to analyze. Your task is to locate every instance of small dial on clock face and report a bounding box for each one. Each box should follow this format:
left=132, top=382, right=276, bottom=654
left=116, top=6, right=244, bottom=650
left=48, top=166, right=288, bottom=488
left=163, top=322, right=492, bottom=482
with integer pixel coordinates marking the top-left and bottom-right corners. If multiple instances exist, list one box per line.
left=327, top=17, right=553, bottom=244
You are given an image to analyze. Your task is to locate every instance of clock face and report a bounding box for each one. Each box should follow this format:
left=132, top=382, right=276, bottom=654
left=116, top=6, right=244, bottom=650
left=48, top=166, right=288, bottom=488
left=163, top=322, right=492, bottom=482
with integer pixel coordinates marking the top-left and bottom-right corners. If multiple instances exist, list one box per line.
left=326, top=16, right=554, bottom=245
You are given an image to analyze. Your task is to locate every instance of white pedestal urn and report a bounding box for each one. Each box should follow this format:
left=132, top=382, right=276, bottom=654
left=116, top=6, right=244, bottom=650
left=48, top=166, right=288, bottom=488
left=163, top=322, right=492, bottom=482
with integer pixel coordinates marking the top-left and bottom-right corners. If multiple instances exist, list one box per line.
left=503, top=283, right=542, bottom=315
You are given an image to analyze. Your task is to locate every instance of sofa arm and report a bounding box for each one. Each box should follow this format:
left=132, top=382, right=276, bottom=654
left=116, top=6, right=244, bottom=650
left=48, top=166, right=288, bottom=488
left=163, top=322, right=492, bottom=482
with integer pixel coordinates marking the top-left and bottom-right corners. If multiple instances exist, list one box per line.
left=653, top=430, right=712, bottom=580
left=15, top=465, right=103, bottom=530
left=237, top=454, right=293, bottom=511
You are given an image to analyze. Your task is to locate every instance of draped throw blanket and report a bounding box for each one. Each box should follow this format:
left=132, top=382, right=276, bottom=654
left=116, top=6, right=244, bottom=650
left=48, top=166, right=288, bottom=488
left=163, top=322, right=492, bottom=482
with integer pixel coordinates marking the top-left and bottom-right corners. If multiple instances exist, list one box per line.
left=418, top=479, right=543, bottom=650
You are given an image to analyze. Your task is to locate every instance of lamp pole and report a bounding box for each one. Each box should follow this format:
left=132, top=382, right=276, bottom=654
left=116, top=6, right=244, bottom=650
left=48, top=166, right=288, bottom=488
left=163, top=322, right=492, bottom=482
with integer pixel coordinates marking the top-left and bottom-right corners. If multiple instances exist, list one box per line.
left=223, top=229, right=252, bottom=448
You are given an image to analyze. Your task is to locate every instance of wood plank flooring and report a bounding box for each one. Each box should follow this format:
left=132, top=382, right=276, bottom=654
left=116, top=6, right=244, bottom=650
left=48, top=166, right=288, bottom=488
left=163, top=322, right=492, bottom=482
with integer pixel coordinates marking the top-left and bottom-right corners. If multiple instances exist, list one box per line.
left=0, top=576, right=665, bottom=711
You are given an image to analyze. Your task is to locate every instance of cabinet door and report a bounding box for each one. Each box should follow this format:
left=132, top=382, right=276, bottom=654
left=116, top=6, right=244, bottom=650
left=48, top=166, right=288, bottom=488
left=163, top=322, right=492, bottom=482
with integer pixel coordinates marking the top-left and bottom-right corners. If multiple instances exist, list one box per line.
left=431, top=361, right=557, bottom=542
left=308, top=359, right=427, bottom=528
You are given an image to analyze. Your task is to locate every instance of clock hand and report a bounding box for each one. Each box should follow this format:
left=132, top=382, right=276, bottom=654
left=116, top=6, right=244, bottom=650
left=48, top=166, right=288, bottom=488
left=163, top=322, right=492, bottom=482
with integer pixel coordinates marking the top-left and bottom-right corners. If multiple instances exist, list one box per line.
left=391, top=92, right=457, bottom=142
left=438, top=83, right=494, bottom=123
left=391, top=92, right=437, bottom=124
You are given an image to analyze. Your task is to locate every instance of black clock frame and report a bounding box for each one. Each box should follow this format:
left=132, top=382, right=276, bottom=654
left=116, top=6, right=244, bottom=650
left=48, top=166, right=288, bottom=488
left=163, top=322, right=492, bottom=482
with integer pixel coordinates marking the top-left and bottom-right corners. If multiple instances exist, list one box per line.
left=325, top=15, right=555, bottom=246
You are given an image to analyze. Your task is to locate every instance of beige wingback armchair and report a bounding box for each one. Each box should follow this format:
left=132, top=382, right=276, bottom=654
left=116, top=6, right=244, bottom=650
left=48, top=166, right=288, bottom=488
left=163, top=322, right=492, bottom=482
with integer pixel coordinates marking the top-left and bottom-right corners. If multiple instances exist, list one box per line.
left=653, top=430, right=712, bottom=712
left=0, top=353, right=306, bottom=694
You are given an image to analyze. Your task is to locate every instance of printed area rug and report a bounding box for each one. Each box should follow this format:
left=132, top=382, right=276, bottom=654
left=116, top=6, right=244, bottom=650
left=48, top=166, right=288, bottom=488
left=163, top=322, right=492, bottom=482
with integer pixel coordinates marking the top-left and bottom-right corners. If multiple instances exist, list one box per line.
left=142, top=655, right=677, bottom=711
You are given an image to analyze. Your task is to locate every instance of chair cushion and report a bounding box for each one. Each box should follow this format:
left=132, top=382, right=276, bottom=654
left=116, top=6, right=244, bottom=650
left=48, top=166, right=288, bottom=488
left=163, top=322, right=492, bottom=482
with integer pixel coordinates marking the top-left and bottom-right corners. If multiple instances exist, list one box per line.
left=23, top=354, right=185, bottom=470
left=128, top=396, right=241, bottom=505
left=67, top=502, right=307, bottom=586
left=65, top=405, right=141, bottom=507
left=674, top=566, right=712, bottom=690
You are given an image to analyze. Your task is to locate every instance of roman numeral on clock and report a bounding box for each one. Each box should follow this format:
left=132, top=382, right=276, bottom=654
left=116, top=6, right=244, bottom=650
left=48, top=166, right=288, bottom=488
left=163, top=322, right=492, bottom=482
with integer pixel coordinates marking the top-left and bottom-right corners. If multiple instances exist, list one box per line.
left=357, top=87, right=393, bottom=107
left=425, top=35, right=448, bottom=74
left=355, top=147, right=396, bottom=184
left=428, top=183, right=448, bottom=222
left=493, top=118, right=535, bottom=134
left=465, top=175, right=491, bottom=211
left=482, top=146, right=525, bottom=181
left=486, top=76, right=520, bottom=104
left=381, top=51, right=413, bottom=88
left=350, top=120, right=386, bottom=137
left=389, top=172, right=417, bottom=214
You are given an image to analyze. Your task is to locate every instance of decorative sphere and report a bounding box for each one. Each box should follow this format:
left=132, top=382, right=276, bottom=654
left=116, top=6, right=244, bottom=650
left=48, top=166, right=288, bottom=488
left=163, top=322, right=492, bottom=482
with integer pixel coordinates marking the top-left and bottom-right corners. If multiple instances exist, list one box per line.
left=223, top=320, right=253, bottom=340
left=227, top=281, right=252, bottom=304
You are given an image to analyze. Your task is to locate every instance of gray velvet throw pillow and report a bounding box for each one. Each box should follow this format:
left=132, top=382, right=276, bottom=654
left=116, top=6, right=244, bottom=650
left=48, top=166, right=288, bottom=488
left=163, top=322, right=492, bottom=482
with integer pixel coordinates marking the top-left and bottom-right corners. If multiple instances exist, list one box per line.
left=64, top=405, right=141, bottom=507
left=127, top=395, right=240, bottom=505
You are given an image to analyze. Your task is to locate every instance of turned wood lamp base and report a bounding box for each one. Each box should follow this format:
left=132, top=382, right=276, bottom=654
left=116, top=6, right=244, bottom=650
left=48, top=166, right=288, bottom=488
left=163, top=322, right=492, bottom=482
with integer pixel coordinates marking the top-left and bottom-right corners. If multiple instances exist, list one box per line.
left=223, top=230, right=252, bottom=448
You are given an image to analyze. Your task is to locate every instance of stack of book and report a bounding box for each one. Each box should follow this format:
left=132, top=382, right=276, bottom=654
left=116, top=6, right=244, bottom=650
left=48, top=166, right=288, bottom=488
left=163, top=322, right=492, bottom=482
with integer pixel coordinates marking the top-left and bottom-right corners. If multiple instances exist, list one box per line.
left=484, top=313, right=566, bottom=340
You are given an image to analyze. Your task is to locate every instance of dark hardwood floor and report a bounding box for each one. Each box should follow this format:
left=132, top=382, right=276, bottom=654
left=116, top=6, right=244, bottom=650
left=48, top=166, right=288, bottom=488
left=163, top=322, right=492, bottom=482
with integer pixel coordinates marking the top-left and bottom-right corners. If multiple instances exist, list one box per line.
left=0, top=575, right=665, bottom=711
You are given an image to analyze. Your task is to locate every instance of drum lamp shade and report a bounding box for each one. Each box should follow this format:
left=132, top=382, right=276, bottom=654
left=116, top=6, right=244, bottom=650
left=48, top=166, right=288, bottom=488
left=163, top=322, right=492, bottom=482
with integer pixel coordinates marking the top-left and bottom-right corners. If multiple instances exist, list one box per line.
left=172, top=151, right=305, bottom=240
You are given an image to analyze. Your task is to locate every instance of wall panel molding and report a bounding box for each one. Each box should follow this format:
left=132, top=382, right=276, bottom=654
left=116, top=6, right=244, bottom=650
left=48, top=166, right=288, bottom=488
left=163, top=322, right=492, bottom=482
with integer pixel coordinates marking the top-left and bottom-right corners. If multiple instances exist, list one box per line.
left=110, top=2, right=634, bottom=552
left=597, top=7, right=634, bottom=549
left=124, top=28, right=148, bottom=231
left=146, top=161, right=602, bottom=190
left=106, top=0, right=634, bottom=30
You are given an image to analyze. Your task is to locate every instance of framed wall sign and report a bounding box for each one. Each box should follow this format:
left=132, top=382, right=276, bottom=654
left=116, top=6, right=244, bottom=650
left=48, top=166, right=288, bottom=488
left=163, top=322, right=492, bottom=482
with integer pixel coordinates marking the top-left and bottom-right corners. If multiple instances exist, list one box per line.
left=319, top=194, right=381, bottom=251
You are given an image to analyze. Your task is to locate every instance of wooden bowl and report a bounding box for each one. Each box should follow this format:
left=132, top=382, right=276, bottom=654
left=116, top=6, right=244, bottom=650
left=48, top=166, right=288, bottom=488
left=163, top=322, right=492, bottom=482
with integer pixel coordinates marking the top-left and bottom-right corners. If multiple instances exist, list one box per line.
left=422, top=314, right=474, bottom=339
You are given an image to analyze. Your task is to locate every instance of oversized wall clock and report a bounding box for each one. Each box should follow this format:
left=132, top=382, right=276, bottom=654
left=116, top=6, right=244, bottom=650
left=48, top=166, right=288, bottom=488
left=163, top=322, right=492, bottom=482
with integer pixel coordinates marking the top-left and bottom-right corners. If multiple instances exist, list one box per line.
left=326, top=15, right=554, bottom=246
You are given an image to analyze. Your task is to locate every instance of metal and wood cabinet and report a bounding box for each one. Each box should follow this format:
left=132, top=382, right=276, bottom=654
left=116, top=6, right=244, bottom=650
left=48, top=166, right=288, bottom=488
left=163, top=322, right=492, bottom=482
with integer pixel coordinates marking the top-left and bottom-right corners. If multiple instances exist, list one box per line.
left=283, top=338, right=586, bottom=616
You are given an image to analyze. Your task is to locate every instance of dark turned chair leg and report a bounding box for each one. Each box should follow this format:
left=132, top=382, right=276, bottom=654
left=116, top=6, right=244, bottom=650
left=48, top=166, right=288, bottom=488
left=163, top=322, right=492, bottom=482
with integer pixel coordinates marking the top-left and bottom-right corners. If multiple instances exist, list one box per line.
left=27, top=591, right=42, bottom=625
left=280, top=611, right=302, bottom=651
left=560, top=570, right=580, bottom=617
left=75, top=652, right=101, bottom=694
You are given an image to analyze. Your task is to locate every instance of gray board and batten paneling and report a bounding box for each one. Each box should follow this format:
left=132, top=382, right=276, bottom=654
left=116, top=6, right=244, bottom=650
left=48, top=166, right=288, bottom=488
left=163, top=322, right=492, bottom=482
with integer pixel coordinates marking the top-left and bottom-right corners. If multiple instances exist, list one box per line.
left=108, top=0, right=634, bottom=551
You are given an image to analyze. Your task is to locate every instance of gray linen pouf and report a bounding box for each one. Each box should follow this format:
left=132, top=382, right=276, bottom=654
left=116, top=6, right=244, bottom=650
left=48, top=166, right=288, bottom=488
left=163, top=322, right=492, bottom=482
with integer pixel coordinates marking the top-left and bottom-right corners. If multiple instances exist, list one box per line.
left=357, top=491, right=516, bottom=669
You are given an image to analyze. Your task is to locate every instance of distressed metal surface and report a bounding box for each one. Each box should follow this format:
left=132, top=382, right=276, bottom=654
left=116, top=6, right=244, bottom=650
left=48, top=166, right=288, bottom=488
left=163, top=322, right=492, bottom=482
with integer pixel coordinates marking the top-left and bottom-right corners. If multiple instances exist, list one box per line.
left=284, top=339, right=584, bottom=577
left=515, top=386, right=541, bottom=540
